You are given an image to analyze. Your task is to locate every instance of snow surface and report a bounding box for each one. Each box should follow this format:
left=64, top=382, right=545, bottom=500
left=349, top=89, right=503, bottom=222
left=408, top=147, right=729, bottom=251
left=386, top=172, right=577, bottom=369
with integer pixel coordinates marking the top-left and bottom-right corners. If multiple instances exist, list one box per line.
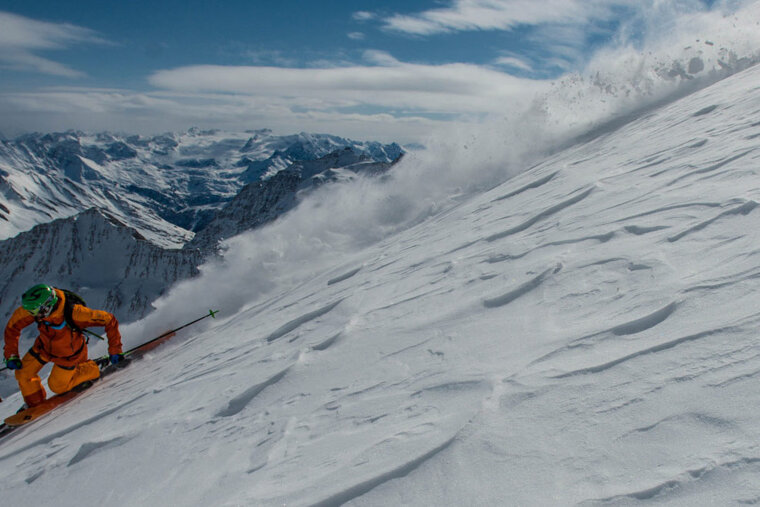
left=3, top=19, right=760, bottom=507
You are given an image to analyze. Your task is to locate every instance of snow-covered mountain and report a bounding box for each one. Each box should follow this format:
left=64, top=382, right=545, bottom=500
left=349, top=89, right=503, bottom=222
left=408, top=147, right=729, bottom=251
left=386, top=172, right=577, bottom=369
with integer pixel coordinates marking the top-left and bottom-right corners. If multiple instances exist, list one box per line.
left=1, top=44, right=760, bottom=506
left=0, top=128, right=403, bottom=248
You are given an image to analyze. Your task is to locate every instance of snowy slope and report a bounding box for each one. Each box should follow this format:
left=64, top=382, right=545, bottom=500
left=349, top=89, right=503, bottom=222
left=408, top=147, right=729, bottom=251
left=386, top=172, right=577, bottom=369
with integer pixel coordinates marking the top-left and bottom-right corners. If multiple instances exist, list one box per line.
left=1, top=52, right=760, bottom=507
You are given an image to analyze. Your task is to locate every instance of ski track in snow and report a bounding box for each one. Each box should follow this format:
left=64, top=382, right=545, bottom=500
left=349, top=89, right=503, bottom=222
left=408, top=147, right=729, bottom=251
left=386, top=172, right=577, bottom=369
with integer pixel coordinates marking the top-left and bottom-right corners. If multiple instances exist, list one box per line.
left=4, top=56, right=760, bottom=507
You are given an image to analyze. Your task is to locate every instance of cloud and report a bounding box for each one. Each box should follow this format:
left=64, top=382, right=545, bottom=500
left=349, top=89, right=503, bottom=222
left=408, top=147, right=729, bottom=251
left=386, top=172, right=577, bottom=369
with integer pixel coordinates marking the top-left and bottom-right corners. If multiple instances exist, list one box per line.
left=0, top=87, right=448, bottom=143
left=0, top=11, right=108, bottom=77
left=379, top=0, right=739, bottom=38
left=378, top=0, right=732, bottom=76
left=352, top=11, right=377, bottom=22
left=347, top=32, right=366, bottom=41
left=493, top=56, right=534, bottom=72
left=147, top=58, right=547, bottom=116
left=362, top=50, right=400, bottom=66
left=375, top=1, right=628, bottom=76
left=382, top=0, right=598, bottom=35
left=245, top=49, right=299, bottom=67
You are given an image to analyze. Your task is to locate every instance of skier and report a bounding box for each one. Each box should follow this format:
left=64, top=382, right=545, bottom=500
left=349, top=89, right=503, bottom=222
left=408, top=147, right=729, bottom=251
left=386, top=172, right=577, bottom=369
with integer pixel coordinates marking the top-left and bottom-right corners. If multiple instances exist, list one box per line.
left=3, top=284, right=124, bottom=408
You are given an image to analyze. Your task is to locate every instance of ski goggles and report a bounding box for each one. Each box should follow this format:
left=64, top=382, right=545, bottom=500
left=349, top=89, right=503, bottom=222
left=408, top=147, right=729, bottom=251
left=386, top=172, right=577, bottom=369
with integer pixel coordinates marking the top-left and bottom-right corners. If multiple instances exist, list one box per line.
left=27, top=295, right=57, bottom=318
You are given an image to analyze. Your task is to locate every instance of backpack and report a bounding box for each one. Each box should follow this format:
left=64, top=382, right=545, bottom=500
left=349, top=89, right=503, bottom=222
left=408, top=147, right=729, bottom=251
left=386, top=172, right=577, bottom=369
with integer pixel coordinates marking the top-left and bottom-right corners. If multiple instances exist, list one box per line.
left=57, top=288, right=87, bottom=333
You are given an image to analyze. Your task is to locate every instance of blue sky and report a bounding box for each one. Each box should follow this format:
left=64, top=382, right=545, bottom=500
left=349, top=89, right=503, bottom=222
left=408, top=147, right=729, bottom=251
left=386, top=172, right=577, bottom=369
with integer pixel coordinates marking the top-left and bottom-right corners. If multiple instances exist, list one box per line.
left=0, top=0, right=744, bottom=142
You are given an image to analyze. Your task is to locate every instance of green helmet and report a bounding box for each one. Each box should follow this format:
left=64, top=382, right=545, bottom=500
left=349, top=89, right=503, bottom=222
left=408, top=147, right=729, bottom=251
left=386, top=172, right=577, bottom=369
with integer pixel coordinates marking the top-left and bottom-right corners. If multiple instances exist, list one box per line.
left=21, top=284, right=59, bottom=317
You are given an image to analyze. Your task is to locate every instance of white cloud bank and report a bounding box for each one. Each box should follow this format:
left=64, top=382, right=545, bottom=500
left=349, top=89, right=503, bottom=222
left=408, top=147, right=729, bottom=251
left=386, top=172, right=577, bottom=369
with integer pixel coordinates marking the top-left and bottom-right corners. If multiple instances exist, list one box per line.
left=0, top=11, right=107, bottom=77
left=147, top=53, right=546, bottom=116
left=0, top=87, right=443, bottom=143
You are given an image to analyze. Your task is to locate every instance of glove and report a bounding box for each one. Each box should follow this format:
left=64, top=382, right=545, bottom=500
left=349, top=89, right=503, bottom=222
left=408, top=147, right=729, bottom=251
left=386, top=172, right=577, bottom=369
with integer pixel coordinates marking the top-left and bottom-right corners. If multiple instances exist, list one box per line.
left=109, top=353, right=125, bottom=365
left=4, top=355, right=22, bottom=370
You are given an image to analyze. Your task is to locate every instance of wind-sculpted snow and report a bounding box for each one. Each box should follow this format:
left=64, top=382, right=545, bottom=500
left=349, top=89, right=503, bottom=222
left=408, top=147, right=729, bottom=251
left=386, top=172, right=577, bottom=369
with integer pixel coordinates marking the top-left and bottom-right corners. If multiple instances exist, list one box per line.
left=610, top=301, right=679, bottom=336
left=265, top=300, right=343, bottom=343
left=491, top=171, right=559, bottom=202
left=482, top=264, right=562, bottom=308
left=309, top=434, right=459, bottom=507
left=216, top=368, right=291, bottom=418
left=5, top=34, right=760, bottom=507
left=311, top=333, right=341, bottom=351
left=327, top=267, right=363, bottom=286
left=0, top=392, right=148, bottom=461
left=667, top=200, right=758, bottom=242
left=67, top=436, right=134, bottom=466
left=552, top=327, right=732, bottom=378
left=486, top=186, right=595, bottom=241
left=666, top=150, right=755, bottom=187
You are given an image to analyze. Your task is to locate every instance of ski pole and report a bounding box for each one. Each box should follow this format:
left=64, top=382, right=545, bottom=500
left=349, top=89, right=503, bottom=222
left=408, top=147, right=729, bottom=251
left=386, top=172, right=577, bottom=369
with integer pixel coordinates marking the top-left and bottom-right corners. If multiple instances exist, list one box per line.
left=98, top=309, right=219, bottom=363
left=125, top=308, right=219, bottom=356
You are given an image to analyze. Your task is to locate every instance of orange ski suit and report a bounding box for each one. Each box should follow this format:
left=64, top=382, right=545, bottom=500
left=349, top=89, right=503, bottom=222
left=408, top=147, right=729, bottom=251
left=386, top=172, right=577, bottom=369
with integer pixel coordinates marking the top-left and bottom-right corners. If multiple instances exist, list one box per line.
left=3, top=289, right=123, bottom=407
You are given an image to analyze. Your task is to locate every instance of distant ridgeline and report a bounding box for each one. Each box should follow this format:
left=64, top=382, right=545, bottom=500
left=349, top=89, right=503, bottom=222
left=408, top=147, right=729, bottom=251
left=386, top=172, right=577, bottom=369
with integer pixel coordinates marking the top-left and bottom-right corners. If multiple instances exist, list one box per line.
left=0, top=129, right=404, bottom=323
